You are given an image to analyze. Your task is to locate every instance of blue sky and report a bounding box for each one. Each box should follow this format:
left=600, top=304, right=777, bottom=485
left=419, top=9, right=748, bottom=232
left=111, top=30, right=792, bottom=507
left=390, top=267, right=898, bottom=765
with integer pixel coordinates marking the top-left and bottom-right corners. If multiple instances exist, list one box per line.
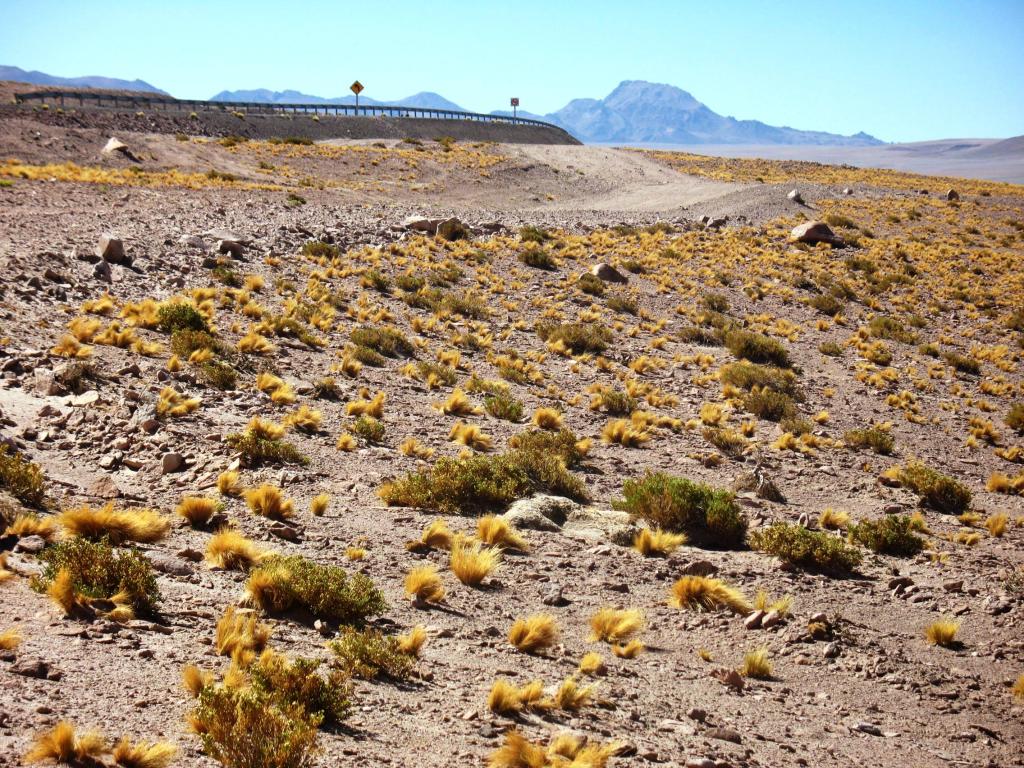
left=2, top=0, right=1022, bottom=142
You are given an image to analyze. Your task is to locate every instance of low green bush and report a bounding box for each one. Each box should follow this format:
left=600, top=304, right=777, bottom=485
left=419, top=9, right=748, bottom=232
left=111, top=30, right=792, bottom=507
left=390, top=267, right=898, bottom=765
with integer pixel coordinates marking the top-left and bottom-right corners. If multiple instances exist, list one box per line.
left=849, top=515, right=924, bottom=556
left=248, top=555, right=387, bottom=624
left=157, top=302, right=209, bottom=334
left=844, top=427, right=894, bottom=455
left=749, top=522, right=861, bottom=573
left=725, top=330, right=792, bottom=368
left=0, top=445, right=46, bottom=508
left=898, top=461, right=971, bottom=514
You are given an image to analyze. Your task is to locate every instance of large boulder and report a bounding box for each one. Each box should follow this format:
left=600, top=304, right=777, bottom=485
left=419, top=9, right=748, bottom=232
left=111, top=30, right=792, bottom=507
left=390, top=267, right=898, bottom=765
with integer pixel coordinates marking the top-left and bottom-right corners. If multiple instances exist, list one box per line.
left=502, top=494, right=579, bottom=531
left=96, top=234, right=129, bottom=265
left=787, top=189, right=805, bottom=204
left=590, top=263, right=628, bottom=283
left=402, top=215, right=442, bottom=235
left=436, top=217, right=470, bottom=242
left=501, top=495, right=639, bottom=546
left=790, top=221, right=841, bottom=246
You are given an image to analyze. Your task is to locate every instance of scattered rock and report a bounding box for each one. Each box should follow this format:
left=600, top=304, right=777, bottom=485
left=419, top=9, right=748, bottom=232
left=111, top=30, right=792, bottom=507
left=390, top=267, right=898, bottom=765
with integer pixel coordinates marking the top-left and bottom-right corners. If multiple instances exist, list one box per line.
left=542, top=584, right=570, bottom=607
left=706, top=726, right=742, bottom=744
left=161, top=452, right=185, bottom=474
left=787, top=189, right=805, bottom=204
left=88, top=476, right=122, bottom=499
left=590, top=262, right=628, bottom=283
left=101, top=137, right=131, bottom=156
left=744, top=610, right=765, bottom=630
left=502, top=495, right=579, bottom=531
left=680, top=559, right=718, bottom=577
left=946, top=189, right=960, bottom=201
left=790, top=221, right=841, bottom=246
left=96, top=234, right=129, bottom=265
left=148, top=552, right=195, bottom=577
left=436, top=217, right=470, bottom=241
left=14, top=535, right=47, bottom=554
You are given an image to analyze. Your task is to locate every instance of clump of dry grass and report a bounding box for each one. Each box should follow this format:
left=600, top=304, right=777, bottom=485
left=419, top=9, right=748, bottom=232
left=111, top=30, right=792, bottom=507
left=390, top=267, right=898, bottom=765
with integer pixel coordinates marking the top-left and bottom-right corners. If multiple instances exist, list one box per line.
left=398, top=625, right=427, bottom=657
left=601, top=418, right=650, bottom=447
left=477, top=514, right=528, bottom=550
left=205, top=528, right=270, bottom=570
left=579, top=651, right=606, bottom=676
left=508, top=614, right=560, bottom=654
left=405, top=564, right=445, bottom=604
left=310, top=493, right=330, bottom=517
left=633, top=527, right=687, bottom=556
left=155, top=386, right=200, bottom=417
left=176, top=495, right=220, bottom=527
left=406, top=518, right=454, bottom=552
left=58, top=503, right=169, bottom=544
left=216, top=470, right=242, bottom=497
left=487, top=679, right=548, bottom=716
left=531, top=407, right=563, bottom=430
left=611, top=639, right=645, bottom=659
left=448, top=420, right=493, bottom=451
left=24, top=721, right=108, bottom=764
left=111, top=737, right=177, bottom=768
left=0, top=627, right=23, bottom=650
left=4, top=513, right=58, bottom=540
left=182, top=664, right=215, bottom=698
left=436, top=388, right=482, bottom=416
left=589, top=607, right=644, bottom=643
left=215, top=605, right=273, bottom=664
left=985, top=512, right=1008, bottom=537
left=924, top=619, right=960, bottom=647
left=553, top=676, right=594, bottom=710
left=668, top=575, right=751, bottom=615
left=450, top=537, right=501, bottom=586
left=244, top=484, right=294, bottom=520
left=740, top=647, right=773, bottom=678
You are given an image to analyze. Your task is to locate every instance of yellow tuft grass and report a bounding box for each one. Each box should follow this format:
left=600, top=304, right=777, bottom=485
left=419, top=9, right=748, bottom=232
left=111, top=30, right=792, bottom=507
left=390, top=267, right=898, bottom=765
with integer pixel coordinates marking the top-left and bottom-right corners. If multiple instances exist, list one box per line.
left=175, top=495, right=219, bottom=527
left=111, top=737, right=177, bottom=768
left=633, top=527, right=687, bottom=556
left=668, top=575, right=751, bottom=615
left=244, top=416, right=284, bottom=441
left=282, top=405, right=322, bottom=433
left=216, top=470, right=242, bottom=497
left=740, top=647, right=773, bottom=678
left=24, top=722, right=108, bottom=764
left=399, top=437, right=435, bottom=459
left=0, top=627, right=23, bottom=650
left=985, top=512, right=1008, bottom=537
left=611, top=639, right=645, bottom=659
left=579, top=651, right=606, bottom=676
left=181, top=664, right=214, bottom=697
left=450, top=536, right=501, bottom=586
left=487, top=730, right=547, bottom=768
left=238, top=329, right=274, bottom=354
left=1013, top=673, right=1024, bottom=701
left=448, top=420, right=493, bottom=451
left=589, top=607, right=644, bottom=643
left=215, top=605, right=272, bottom=662
left=601, top=418, right=650, bottom=447
left=155, top=386, right=200, bottom=417
left=243, top=484, right=294, bottom=520
left=336, top=432, right=357, bottom=451
left=398, top=625, right=428, bottom=657
left=407, top=518, right=454, bottom=552
left=508, top=614, right=560, bottom=654
left=753, top=590, right=792, bottom=616
left=205, top=528, right=269, bottom=570
left=924, top=619, right=960, bottom=647
left=5, top=513, right=58, bottom=540
left=436, top=388, right=481, bottom=416
left=347, top=390, right=386, bottom=418
left=818, top=508, right=850, bottom=530
left=405, top=564, right=446, bottom=604
left=310, top=493, right=330, bottom=516
left=477, top=514, right=528, bottom=550
left=58, top=503, right=169, bottom=544
left=531, top=407, right=563, bottom=430
left=51, top=334, right=92, bottom=358
left=553, top=676, right=593, bottom=710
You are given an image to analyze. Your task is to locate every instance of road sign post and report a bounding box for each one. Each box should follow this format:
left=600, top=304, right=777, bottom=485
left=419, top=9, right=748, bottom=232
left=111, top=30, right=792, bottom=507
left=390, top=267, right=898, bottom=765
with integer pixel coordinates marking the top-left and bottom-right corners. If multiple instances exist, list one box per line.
left=351, top=80, right=364, bottom=114
left=510, top=97, right=519, bottom=119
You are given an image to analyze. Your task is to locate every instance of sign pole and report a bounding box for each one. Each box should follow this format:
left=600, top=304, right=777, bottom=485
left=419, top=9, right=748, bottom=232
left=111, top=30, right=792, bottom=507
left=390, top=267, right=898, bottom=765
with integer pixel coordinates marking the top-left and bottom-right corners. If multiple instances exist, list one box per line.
left=510, top=97, right=519, bottom=120
left=350, top=81, right=364, bottom=115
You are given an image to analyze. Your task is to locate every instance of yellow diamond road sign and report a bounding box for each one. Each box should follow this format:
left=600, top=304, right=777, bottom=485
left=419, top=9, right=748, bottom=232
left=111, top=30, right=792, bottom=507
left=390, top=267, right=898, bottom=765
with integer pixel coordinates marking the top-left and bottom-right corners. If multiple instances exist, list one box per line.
left=350, top=81, right=364, bottom=95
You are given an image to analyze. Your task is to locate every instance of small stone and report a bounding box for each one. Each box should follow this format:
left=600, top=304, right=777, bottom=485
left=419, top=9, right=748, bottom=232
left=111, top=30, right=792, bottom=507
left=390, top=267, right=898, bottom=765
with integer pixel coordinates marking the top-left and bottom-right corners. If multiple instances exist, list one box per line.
left=761, top=609, right=782, bottom=628
left=787, top=189, right=805, bottom=203
left=161, top=452, right=185, bottom=474
left=542, top=584, right=570, bottom=607
left=685, top=760, right=717, bottom=768
left=854, top=722, right=883, bottom=736
left=942, top=580, right=963, bottom=593
left=790, top=221, right=840, bottom=246
left=744, top=610, right=765, bottom=630
left=706, top=726, right=742, bottom=744
left=96, top=234, right=128, bottom=265
left=680, top=560, right=718, bottom=577
left=88, top=476, right=122, bottom=499
left=686, top=707, right=707, bottom=722
left=946, top=189, right=960, bottom=201
left=14, top=535, right=47, bottom=554
left=824, top=641, right=841, bottom=658
left=590, top=262, right=628, bottom=283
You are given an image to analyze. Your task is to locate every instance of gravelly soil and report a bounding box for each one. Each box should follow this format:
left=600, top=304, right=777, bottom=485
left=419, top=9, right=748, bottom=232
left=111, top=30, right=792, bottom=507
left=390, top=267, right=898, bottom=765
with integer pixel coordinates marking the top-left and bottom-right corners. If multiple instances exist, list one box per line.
left=0, top=118, right=1022, bottom=768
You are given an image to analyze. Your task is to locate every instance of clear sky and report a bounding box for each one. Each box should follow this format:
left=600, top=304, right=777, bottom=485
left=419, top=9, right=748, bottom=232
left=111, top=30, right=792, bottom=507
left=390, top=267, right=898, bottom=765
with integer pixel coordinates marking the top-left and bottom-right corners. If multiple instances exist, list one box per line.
left=2, top=0, right=1022, bottom=142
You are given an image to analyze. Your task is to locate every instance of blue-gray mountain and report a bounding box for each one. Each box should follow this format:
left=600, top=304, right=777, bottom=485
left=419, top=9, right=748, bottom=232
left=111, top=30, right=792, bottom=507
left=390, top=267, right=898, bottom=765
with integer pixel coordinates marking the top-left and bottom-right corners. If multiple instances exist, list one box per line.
left=539, top=81, right=882, bottom=145
left=209, top=88, right=466, bottom=112
left=0, top=65, right=167, bottom=95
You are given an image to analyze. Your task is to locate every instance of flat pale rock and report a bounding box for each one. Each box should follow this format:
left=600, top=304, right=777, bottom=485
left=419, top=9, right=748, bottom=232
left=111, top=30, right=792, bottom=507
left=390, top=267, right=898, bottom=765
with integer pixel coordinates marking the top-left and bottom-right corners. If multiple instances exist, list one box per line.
left=590, top=262, right=628, bottom=283
left=790, top=220, right=839, bottom=245
left=95, top=234, right=127, bottom=264
left=101, top=137, right=128, bottom=155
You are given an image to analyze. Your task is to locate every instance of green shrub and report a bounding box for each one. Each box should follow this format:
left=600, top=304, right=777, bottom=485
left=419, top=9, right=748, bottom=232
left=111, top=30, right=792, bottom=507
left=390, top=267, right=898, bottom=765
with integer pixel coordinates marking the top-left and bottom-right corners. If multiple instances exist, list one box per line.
left=725, top=330, right=792, bottom=368
left=535, top=322, right=612, bottom=354
left=678, top=326, right=723, bottom=346
left=1007, top=403, right=1024, bottom=434
left=395, top=274, right=425, bottom=292
left=351, top=416, right=385, bottom=444
left=818, top=341, right=843, bottom=357
left=592, top=388, right=636, bottom=415
left=809, top=294, right=844, bottom=315
left=749, top=523, right=861, bottom=573
left=0, top=445, right=46, bottom=508
left=199, top=360, right=238, bottom=390
left=350, top=345, right=386, bottom=366
left=361, top=268, right=391, bottom=293
left=519, top=248, right=556, bottom=270
left=441, top=292, right=489, bottom=319
left=484, top=392, right=524, bottom=422
left=942, top=350, right=980, bottom=375
left=350, top=326, right=414, bottom=358
left=844, top=427, right=894, bottom=455
left=157, top=302, right=209, bottom=334
left=918, top=342, right=940, bottom=358
left=781, top=416, right=815, bottom=436
left=211, top=265, right=242, bottom=287
left=170, top=329, right=228, bottom=360
left=246, top=651, right=351, bottom=726
left=380, top=438, right=587, bottom=515
left=33, top=538, right=160, bottom=615
left=613, top=473, right=747, bottom=548
left=519, top=225, right=551, bottom=243
left=897, top=462, right=971, bottom=514
left=301, top=241, right=339, bottom=259
left=719, top=362, right=799, bottom=396
left=606, top=294, right=639, bottom=315
left=328, top=627, right=413, bottom=680
left=868, top=315, right=917, bottom=344
left=702, top=427, right=748, bottom=459
left=248, top=555, right=387, bottom=624
left=191, top=684, right=320, bottom=768
left=577, top=273, right=606, bottom=296
left=742, top=389, right=796, bottom=421
left=848, top=515, right=923, bottom=556
left=824, top=213, right=857, bottom=229
left=226, top=430, right=308, bottom=467
left=508, top=428, right=585, bottom=468
left=416, top=362, right=457, bottom=387
left=701, top=293, right=730, bottom=313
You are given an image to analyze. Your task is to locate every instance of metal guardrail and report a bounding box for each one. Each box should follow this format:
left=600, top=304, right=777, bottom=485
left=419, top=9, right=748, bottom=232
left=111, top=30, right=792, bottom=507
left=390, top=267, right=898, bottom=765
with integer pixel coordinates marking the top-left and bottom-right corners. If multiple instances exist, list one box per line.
left=14, top=90, right=559, bottom=130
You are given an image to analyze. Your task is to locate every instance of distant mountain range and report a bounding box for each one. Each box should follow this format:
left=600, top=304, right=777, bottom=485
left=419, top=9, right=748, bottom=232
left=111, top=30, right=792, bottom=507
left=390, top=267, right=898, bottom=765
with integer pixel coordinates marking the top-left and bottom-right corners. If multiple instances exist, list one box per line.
left=210, top=88, right=466, bottom=112
left=0, top=65, right=167, bottom=95
left=3, top=67, right=880, bottom=145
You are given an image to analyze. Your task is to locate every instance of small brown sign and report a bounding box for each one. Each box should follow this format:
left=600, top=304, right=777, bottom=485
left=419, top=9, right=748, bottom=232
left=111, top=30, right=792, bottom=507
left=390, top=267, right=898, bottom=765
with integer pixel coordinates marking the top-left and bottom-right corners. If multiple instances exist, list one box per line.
left=350, top=81, right=364, bottom=95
